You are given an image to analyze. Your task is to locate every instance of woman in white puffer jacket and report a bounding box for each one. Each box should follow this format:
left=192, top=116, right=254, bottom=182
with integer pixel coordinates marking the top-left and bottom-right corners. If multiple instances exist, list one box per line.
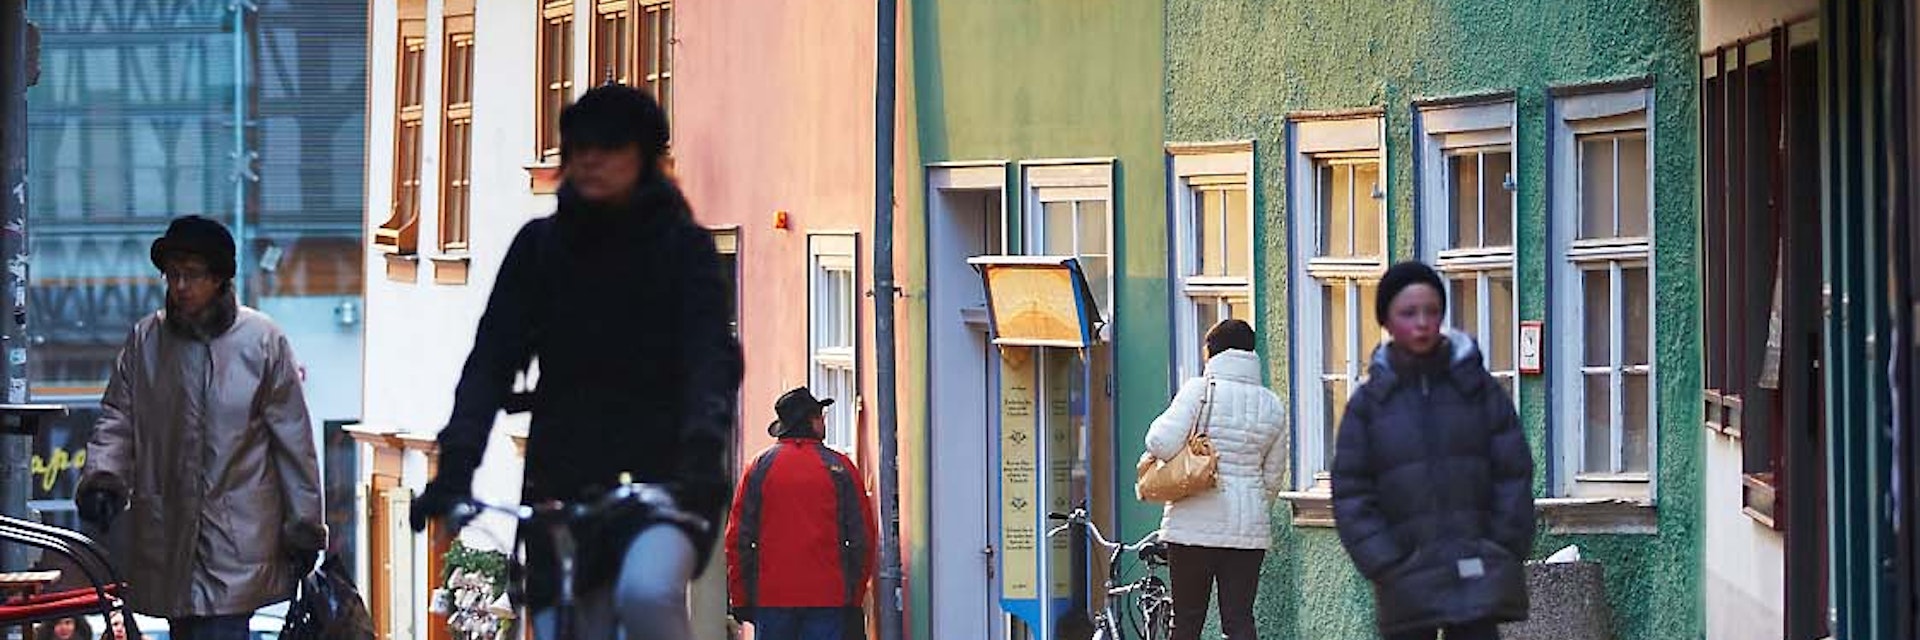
left=1144, top=319, right=1286, bottom=640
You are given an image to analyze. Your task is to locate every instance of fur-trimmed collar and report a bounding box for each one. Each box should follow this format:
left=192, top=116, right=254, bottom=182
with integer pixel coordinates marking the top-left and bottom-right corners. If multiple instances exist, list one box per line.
left=163, top=291, right=238, bottom=341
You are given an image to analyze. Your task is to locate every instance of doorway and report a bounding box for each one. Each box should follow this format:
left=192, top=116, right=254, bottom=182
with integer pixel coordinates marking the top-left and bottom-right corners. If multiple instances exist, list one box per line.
left=927, top=165, right=1008, bottom=639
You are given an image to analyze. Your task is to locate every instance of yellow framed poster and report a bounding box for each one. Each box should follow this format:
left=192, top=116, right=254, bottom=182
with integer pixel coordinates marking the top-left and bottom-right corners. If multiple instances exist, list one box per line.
left=969, top=256, right=1103, bottom=348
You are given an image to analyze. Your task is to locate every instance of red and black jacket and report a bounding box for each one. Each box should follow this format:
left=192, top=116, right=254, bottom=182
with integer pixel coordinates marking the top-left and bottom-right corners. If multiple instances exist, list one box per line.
left=726, top=437, right=877, bottom=610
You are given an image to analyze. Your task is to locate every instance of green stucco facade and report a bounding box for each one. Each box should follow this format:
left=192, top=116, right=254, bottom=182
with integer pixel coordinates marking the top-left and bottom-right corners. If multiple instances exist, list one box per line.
left=900, top=1, right=1169, bottom=638
left=1164, top=1, right=1703, bottom=639
left=897, top=1, right=1704, bottom=639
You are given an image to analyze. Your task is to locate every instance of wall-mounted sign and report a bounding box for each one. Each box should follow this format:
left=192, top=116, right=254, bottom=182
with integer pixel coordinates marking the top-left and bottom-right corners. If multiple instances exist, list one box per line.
left=969, top=256, right=1103, bottom=348
left=999, top=346, right=1039, bottom=602
left=1519, top=321, right=1543, bottom=374
left=996, top=346, right=1074, bottom=634
left=1042, top=351, right=1072, bottom=600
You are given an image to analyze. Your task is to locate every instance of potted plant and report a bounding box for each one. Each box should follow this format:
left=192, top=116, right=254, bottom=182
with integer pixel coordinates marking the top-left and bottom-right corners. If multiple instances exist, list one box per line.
left=435, top=541, right=511, bottom=640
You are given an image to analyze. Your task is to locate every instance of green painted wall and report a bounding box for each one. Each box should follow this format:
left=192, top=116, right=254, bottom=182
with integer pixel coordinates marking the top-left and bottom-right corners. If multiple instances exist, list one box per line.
left=900, top=0, right=1168, bottom=638
left=1164, top=1, right=1703, bottom=639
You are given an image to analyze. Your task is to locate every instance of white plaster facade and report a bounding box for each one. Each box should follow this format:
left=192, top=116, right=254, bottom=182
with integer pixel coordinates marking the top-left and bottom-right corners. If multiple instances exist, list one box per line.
left=357, top=1, right=727, bottom=638
left=1702, top=430, right=1788, bottom=639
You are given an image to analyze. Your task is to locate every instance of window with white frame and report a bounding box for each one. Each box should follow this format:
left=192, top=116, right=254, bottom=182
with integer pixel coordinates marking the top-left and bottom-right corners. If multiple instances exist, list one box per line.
left=1288, top=115, right=1387, bottom=490
left=715, top=228, right=741, bottom=472
left=1169, top=144, right=1255, bottom=383
left=1024, top=162, right=1114, bottom=324
left=1417, top=101, right=1518, bottom=401
left=714, top=229, right=739, bottom=338
left=1550, top=87, right=1655, bottom=498
left=809, top=235, right=859, bottom=452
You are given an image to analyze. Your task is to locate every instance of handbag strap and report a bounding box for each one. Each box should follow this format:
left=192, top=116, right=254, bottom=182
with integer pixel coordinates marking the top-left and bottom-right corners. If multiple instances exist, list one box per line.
left=1189, top=378, right=1216, bottom=439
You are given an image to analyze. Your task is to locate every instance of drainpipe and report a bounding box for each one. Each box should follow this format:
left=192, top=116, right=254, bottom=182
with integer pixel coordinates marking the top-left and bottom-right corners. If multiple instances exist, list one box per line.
left=228, top=1, right=256, bottom=304
left=871, top=0, right=904, bottom=639
left=0, top=0, right=32, bottom=572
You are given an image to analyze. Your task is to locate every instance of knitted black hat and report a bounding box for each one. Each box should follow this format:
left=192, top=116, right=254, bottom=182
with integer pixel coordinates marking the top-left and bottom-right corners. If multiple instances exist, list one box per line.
left=150, top=215, right=237, bottom=279
left=1375, top=261, right=1447, bottom=326
left=560, top=83, right=670, bottom=164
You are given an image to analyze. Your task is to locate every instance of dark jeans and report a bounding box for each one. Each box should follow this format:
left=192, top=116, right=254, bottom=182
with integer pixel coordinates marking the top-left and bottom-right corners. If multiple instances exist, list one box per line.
left=1385, top=620, right=1502, bottom=640
left=1168, top=543, right=1265, bottom=640
left=168, top=614, right=251, bottom=640
left=750, top=607, right=866, bottom=640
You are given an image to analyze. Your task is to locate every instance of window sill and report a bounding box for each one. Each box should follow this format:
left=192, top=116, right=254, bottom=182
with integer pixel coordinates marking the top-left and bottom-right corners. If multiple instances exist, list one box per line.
left=396, top=431, right=440, bottom=467
left=1273, top=493, right=1659, bottom=535
left=383, top=253, right=419, bottom=283
left=1742, top=473, right=1781, bottom=530
left=430, top=253, right=471, bottom=285
left=1537, top=497, right=1657, bottom=535
left=1274, top=490, right=1337, bottom=527
left=1703, top=389, right=1728, bottom=435
left=373, top=229, right=414, bottom=252
left=1704, top=390, right=1745, bottom=440
left=526, top=163, right=562, bottom=195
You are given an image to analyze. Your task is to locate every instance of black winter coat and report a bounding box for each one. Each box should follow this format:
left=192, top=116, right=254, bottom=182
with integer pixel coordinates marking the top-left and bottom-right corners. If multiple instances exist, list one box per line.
left=435, top=179, right=743, bottom=607
left=1331, top=329, right=1534, bottom=634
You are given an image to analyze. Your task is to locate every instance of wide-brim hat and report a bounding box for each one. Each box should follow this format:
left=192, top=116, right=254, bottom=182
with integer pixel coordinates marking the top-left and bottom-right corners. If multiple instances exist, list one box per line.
left=768, top=387, right=835, bottom=438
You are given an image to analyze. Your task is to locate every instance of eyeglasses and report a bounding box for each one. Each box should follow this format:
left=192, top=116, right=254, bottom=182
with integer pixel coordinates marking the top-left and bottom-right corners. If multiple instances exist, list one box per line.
left=162, top=269, right=213, bottom=285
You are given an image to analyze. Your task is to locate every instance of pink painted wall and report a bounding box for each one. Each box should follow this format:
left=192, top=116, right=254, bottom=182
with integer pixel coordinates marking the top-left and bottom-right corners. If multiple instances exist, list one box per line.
left=674, top=0, right=881, bottom=483
left=674, top=6, right=920, bottom=635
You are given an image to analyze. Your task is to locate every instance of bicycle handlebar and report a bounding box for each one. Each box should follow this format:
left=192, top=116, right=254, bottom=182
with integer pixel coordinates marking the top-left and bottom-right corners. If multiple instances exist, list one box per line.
left=445, top=481, right=711, bottom=535
left=1044, top=507, right=1159, bottom=553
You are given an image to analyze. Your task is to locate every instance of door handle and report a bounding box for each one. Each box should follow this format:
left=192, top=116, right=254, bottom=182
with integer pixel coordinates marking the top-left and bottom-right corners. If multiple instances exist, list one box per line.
left=983, top=544, right=996, bottom=579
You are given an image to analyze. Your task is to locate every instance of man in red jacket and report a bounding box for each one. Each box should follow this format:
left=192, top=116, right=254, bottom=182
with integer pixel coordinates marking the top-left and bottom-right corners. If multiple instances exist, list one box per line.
left=727, top=387, right=877, bottom=640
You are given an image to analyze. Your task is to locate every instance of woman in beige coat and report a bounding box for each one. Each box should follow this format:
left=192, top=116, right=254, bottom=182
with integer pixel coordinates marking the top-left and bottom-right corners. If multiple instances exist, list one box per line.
left=75, top=216, right=325, bottom=640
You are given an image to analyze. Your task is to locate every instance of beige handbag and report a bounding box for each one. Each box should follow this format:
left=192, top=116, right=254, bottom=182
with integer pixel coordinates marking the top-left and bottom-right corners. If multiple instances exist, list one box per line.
left=1135, top=379, right=1218, bottom=503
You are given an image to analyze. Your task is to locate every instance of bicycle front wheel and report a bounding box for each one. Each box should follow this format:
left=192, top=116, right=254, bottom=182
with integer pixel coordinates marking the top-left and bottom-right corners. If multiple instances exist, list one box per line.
left=1092, top=616, right=1116, bottom=640
left=1145, top=604, right=1170, bottom=640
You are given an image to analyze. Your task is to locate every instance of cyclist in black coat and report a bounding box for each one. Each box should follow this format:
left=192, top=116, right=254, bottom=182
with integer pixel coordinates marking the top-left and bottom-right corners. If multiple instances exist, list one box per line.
left=410, top=84, right=743, bottom=640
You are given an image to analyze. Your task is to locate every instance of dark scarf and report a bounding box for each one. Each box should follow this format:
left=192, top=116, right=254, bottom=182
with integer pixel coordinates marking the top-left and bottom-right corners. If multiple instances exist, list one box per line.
left=553, top=172, right=693, bottom=239
left=1388, top=337, right=1452, bottom=380
left=163, top=288, right=238, bottom=341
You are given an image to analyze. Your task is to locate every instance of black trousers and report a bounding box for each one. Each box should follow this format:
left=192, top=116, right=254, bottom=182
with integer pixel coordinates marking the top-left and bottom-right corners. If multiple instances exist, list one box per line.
left=1167, top=543, right=1265, bottom=640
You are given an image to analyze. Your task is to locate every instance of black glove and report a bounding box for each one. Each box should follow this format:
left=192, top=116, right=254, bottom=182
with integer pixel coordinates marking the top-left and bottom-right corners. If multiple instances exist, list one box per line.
left=282, top=521, right=327, bottom=573
left=412, top=442, right=481, bottom=533
left=410, top=473, right=471, bottom=533
left=75, top=488, right=125, bottom=529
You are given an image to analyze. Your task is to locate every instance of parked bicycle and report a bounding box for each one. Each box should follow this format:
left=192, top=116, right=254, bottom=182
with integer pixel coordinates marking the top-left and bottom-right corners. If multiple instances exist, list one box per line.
left=1046, top=506, right=1173, bottom=640
left=441, top=474, right=711, bottom=640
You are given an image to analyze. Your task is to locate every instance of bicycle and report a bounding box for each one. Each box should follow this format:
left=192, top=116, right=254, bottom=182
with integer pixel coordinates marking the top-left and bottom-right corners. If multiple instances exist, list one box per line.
left=1045, top=506, right=1173, bottom=640
left=441, top=474, right=712, bottom=640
